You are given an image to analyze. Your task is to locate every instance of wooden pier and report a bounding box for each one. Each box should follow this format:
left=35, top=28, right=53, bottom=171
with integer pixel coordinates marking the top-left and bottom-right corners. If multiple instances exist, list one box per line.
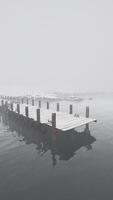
left=0, top=109, right=96, bottom=167
left=0, top=97, right=97, bottom=131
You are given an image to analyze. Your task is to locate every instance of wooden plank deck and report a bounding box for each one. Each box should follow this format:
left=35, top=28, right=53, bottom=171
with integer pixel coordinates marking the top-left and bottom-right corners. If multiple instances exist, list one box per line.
left=11, top=103, right=96, bottom=131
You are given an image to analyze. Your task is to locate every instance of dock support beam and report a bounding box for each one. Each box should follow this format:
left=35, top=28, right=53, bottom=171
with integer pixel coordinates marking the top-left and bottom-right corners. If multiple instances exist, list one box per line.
left=57, top=103, right=60, bottom=112
left=11, top=103, right=13, bottom=111
left=36, top=109, right=40, bottom=123
left=39, top=100, right=41, bottom=108
left=17, top=104, right=20, bottom=114
left=47, top=102, right=49, bottom=109
left=25, top=106, right=29, bottom=118
left=86, top=106, right=89, bottom=118
left=69, top=104, right=73, bottom=114
left=52, top=113, right=56, bottom=128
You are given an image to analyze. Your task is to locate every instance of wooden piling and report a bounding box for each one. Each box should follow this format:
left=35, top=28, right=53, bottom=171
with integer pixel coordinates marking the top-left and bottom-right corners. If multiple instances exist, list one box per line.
left=25, top=106, right=29, bottom=117
left=36, top=109, right=40, bottom=123
left=52, top=113, right=56, bottom=128
left=86, top=106, right=89, bottom=118
left=39, top=100, right=41, bottom=108
left=17, top=104, right=20, bottom=114
left=47, top=102, right=49, bottom=109
left=57, top=103, right=60, bottom=112
left=69, top=104, right=73, bottom=114
left=11, top=103, right=13, bottom=111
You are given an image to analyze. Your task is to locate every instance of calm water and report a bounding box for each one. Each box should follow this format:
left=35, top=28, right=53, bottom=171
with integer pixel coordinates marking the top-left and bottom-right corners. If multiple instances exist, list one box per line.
left=0, top=94, right=113, bottom=200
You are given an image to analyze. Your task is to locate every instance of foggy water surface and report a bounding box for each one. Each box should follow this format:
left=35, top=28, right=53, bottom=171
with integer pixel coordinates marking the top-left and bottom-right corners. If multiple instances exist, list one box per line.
left=0, top=94, right=113, bottom=200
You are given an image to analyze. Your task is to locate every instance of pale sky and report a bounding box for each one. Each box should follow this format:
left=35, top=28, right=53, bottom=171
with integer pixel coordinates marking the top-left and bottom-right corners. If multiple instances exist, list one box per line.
left=0, top=0, right=113, bottom=95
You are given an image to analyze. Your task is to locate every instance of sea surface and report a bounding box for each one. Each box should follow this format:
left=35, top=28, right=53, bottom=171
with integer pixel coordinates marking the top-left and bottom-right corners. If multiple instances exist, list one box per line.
left=0, top=93, right=113, bottom=200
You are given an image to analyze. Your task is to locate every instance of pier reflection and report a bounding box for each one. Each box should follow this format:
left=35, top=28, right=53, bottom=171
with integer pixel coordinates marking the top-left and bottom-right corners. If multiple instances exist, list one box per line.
left=1, top=113, right=96, bottom=167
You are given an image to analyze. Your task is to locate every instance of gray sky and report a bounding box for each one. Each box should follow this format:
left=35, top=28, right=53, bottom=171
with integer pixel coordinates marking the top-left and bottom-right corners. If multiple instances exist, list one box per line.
left=0, top=0, right=113, bottom=95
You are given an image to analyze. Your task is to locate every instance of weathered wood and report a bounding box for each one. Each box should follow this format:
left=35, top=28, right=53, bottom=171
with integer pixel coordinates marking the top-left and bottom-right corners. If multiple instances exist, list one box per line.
left=4, top=102, right=96, bottom=131
left=10, top=103, right=13, bottom=111
left=36, top=109, right=40, bottom=123
left=47, top=102, right=49, bottom=109
left=52, top=113, right=56, bottom=128
left=17, top=104, right=20, bottom=114
left=25, top=106, right=29, bottom=117
left=69, top=104, right=73, bottom=114
left=57, top=103, right=60, bottom=112
left=39, top=100, right=41, bottom=108
left=86, top=106, right=89, bottom=118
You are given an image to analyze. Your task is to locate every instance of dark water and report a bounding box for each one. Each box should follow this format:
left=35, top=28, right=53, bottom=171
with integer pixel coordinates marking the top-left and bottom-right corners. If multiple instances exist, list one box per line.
left=0, top=94, right=113, bottom=200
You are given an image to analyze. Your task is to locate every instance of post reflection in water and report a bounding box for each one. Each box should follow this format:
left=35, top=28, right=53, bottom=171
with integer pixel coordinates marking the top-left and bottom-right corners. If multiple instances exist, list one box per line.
left=1, top=113, right=96, bottom=167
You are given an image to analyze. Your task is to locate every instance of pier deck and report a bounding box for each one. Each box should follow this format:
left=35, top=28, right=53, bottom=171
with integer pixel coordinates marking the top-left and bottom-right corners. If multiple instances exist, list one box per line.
left=11, top=103, right=96, bottom=131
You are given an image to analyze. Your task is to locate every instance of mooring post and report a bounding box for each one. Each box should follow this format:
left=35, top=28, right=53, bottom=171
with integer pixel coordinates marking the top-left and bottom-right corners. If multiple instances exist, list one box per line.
left=17, top=104, right=20, bottom=114
left=11, top=103, right=13, bottom=111
left=32, top=98, right=34, bottom=106
left=39, top=100, right=41, bottom=108
left=36, top=109, right=40, bottom=123
left=47, top=102, right=49, bottom=109
left=69, top=104, right=73, bottom=114
left=86, top=106, right=89, bottom=118
left=57, top=103, right=60, bottom=112
left=25, top=106, right=29, bottom=118
left=52, top=113, right=56, bottom=128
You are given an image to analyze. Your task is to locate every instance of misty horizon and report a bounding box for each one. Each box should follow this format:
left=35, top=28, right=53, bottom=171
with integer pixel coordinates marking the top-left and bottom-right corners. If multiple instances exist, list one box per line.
left=0, top=85, right=113, bottom=96
left=0, top=0, right=113, bottom=95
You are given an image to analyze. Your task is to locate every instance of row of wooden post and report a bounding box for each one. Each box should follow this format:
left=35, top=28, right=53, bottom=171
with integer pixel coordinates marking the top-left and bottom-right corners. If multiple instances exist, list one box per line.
left=2, top=100, right=56, bottom=128
left=1, top=99, right=89, bottom=129
left=1, top=99, right=90, bottom=118
left=1, top=99, right=90, bottom=117
left=1, top=96, right=90, bottom=118
left=16, top=104, right=56, bottom=127
left=26, top=101, right=75, bottom=115
left=24, top=99, right=62, bottom=114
